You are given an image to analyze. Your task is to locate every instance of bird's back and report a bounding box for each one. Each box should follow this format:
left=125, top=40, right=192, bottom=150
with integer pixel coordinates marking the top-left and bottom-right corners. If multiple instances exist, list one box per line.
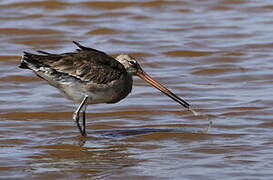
left=19, top=42, right=133, bottom=104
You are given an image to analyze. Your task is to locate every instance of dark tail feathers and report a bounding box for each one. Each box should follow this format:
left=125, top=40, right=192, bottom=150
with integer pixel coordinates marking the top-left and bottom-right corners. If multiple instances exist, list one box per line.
left=19, top=52, right=42, bottom=70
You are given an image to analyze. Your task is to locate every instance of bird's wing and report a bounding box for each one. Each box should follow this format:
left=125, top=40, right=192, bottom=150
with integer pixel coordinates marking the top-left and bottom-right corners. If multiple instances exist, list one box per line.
left=20, top=42, right=126, bottom=84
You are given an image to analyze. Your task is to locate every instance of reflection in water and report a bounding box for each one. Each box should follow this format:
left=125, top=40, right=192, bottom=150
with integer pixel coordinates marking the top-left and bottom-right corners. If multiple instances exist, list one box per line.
left=95, top=122, right=213, bottom=138
left=1, top=0, right=273, bottom=179
left=79, top=124, right=212, bottom=146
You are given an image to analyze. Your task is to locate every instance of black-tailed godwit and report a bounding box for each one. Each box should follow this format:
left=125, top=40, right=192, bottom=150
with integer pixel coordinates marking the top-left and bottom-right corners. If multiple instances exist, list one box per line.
left=19, top=41, right=197, bottom=136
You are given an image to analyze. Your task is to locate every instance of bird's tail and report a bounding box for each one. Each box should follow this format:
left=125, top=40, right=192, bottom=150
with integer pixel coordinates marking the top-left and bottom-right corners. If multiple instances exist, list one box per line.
left=19, top=52, right=43, bottom=70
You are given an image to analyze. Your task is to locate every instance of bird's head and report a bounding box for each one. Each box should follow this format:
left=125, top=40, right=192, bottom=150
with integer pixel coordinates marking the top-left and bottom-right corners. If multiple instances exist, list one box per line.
left=116, top=54, right=142, bottom=75
left=116, top=54, right=198, bottom=115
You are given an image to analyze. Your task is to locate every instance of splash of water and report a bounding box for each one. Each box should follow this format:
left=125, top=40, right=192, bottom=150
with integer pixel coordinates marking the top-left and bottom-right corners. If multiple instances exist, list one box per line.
left=189, top=106, right=213, bottom=133
left=189, top=106, right=200, bottom=116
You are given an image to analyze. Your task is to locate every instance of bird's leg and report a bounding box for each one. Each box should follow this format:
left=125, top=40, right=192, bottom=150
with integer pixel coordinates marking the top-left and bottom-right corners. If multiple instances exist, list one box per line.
left=81, top=104, right=87, bottom=136
left=73, top=95, right=88, bottom=136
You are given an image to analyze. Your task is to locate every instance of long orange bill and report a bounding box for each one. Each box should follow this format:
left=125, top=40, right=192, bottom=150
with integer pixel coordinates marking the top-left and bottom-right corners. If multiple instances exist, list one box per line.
left=137, top=70, right=199, bottom=116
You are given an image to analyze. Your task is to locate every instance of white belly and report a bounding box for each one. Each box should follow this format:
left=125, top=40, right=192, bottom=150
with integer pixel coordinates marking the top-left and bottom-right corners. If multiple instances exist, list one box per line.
left=60, top=82, right=116, bottom=104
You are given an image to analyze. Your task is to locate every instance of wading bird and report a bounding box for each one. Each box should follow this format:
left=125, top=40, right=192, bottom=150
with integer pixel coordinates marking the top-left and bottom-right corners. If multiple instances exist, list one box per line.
left=19, top=41, right=197, bottom=136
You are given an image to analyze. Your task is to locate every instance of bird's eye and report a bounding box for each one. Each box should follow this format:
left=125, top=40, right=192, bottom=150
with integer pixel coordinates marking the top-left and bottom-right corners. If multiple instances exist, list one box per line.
left=129, top=60, right=136, bottom=65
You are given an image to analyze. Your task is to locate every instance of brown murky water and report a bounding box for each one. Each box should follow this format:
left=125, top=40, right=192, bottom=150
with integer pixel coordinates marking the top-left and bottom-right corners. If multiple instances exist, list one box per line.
left=1, top=0, right=273, bottom=179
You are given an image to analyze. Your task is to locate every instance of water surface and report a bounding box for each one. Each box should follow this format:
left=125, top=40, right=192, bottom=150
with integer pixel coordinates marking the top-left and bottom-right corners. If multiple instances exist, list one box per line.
left=1, top=0, right=273, bottom=179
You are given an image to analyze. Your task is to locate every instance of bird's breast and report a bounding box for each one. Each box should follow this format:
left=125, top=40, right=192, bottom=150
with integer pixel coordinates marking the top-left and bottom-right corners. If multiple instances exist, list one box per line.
left=106, top=73, right=133, bottom=104
left=78, top=72, right=133, bottom=104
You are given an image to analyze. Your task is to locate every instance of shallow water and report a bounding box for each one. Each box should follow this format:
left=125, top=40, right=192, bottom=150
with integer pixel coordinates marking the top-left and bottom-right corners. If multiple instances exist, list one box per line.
left=1, top=0, right=273, bottom=179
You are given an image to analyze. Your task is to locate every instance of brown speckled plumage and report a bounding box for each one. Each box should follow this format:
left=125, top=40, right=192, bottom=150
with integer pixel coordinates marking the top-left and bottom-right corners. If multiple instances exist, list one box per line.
left=21, top=41, right=125, bottom=84
left=20, top=42, right=133, bottom=105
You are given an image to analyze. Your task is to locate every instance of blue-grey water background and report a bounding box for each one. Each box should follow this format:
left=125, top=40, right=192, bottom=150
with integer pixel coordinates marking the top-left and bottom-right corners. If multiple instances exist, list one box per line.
left=1, top=0, right=273, bottom=179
